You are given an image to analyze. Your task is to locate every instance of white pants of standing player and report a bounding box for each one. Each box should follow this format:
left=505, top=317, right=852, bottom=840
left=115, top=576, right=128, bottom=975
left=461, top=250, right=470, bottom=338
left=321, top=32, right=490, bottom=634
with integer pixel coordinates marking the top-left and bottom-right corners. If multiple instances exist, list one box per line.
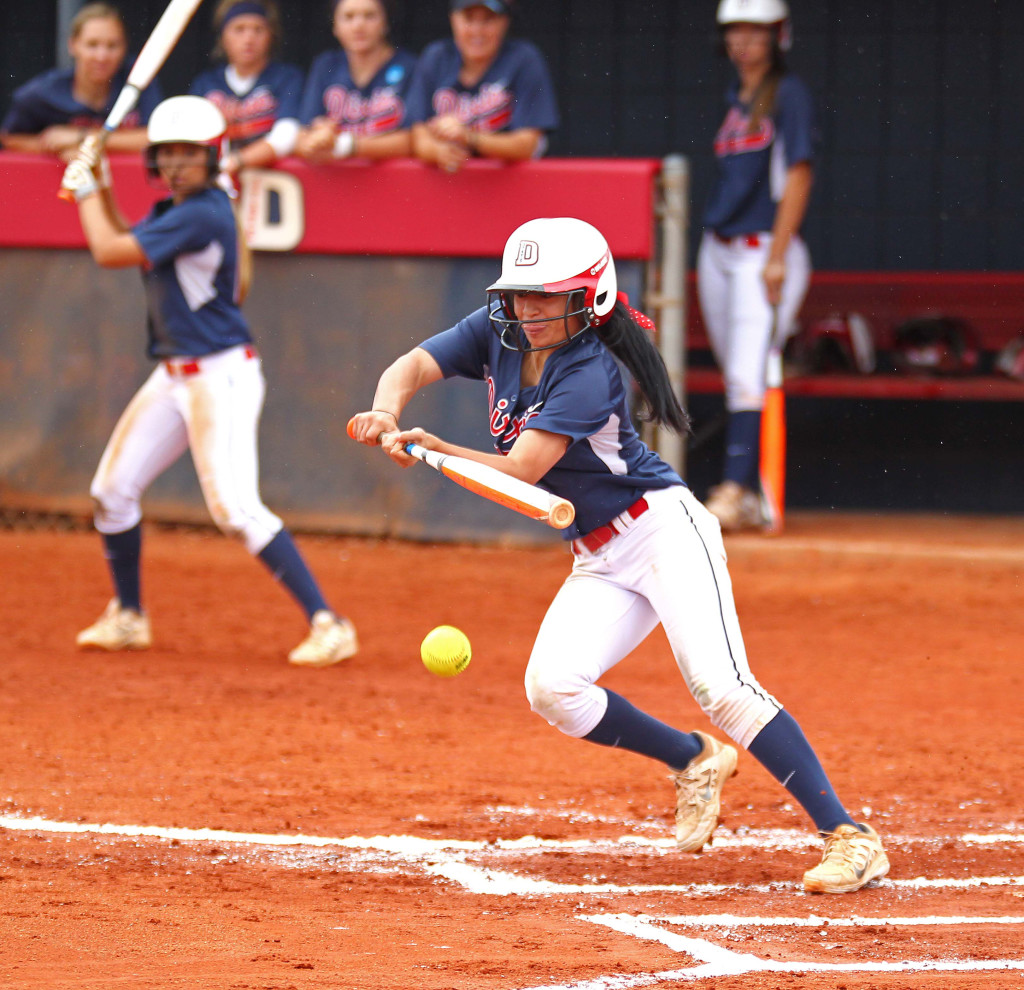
left=696, top=231, right=811, bottom=411
left=89, top=344, right=282, bottom=554
left=524, top=486, right=782, bottom=750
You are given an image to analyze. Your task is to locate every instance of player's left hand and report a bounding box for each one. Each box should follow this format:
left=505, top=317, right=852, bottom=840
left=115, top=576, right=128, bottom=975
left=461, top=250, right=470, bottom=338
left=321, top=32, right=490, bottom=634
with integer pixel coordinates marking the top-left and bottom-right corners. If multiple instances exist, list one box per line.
left=762, top=258, right=786, bottom=306
left=382, top=427, right=435, bottom=468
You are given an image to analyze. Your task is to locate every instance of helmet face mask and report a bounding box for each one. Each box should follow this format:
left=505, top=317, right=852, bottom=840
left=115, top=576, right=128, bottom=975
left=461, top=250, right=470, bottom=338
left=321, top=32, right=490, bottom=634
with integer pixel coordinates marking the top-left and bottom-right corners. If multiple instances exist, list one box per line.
left=487, top=217, right=617, bottom=353
left=488, top=289, right=589, bottom=353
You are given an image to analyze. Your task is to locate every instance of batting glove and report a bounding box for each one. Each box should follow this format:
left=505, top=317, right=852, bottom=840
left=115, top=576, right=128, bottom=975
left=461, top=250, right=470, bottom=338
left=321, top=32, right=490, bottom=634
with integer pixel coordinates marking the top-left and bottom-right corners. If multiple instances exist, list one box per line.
left=61, top=158, right=99, bottom=202
left=75, top=132, right=103, bottom=170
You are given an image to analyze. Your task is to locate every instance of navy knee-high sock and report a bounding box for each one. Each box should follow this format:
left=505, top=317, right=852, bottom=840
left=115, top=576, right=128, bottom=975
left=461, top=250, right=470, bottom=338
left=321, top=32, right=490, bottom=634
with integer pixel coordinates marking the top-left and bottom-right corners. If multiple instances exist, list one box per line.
left=723, top=410, right=761, bottom=489
left=583, top=689, right=704, bottom=771
left=747, top=709, right=855, bottom=833
left=101, top=524, right=142, bottom=613
left=257, top=529, right=329, bottom=620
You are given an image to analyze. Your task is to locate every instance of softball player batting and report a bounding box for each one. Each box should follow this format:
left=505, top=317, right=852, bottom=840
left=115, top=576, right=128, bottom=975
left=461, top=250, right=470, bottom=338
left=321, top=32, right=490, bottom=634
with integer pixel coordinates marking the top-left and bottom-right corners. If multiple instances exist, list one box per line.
left=60, top=95, right=357, bottom=667
left=350, top=217, right=888, bottom=893
left=697, top=0, right=814, bottom=531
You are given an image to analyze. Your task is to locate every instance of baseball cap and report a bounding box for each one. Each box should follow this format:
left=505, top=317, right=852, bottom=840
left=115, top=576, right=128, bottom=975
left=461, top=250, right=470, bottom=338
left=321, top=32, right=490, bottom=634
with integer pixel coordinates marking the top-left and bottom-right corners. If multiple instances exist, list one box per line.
left=450, top=0, right=513, bottom=14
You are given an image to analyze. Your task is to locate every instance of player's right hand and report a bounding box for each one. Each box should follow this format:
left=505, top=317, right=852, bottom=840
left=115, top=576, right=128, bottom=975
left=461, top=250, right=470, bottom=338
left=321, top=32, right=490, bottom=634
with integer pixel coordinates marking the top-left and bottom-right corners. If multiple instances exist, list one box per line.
left=60, top=158, right=99, bottom=202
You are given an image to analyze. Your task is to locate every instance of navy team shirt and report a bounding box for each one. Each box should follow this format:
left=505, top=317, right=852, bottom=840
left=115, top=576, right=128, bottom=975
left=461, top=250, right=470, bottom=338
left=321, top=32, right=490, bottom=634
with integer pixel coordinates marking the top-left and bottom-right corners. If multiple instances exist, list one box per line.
left=190, top=62, right=304, bottom=146
left=299, top=49, right=417, bottom=132
left=133, top=187, right=251, bottom=359
left=1, top=64, right=161, bottom=134
left=703, top=74, right=816, bottom=238
left=419, top=308, right=681, bottom=540
left=405, top=38, right=559, bottom=139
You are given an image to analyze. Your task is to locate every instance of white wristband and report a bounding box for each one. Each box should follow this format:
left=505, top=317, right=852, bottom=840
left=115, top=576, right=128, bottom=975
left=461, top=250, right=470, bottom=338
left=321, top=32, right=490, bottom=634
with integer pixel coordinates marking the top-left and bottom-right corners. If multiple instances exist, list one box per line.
left=333, top=131, right=356, bottom=159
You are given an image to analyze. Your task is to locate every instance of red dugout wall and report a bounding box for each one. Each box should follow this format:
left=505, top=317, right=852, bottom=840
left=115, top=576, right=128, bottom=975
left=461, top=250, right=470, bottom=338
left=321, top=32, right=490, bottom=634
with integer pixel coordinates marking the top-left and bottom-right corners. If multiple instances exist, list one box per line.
left=0, top=155, right=662, bottom=542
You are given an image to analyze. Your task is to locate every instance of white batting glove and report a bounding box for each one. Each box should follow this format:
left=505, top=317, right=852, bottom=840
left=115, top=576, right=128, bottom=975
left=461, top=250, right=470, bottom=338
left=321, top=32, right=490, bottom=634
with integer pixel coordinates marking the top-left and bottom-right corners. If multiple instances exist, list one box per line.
left=75, top=132, right=103, bottom=170
left=61, top=158, right=99, bottom=202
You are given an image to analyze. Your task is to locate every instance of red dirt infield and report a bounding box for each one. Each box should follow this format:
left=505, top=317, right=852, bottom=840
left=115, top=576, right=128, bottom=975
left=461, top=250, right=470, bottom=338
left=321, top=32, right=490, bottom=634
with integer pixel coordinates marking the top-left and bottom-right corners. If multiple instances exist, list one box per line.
left=1, top=513, right=1022, bottom=989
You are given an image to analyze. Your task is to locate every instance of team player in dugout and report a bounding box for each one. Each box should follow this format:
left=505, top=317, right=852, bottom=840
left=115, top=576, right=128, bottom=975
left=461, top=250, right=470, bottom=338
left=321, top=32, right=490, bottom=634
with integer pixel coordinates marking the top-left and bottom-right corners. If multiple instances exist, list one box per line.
left=295, top=0, right=417, bottom=162
left=1, top=3, right=161, bottom=159
left=190, top=0, right=305, bottom=178
left=404, top=0, right=559, bottom=173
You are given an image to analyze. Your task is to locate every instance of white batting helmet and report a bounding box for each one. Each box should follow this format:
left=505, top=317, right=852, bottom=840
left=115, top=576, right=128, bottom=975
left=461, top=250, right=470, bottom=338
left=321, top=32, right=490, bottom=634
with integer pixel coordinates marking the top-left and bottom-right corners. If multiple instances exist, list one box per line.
left=717, top=0, right=791, bottom=49
left=717, top=0, right=789, bottom=25
left=145, top=96, right=226, bottom=177
left=487, top=217, right=617, bottom=352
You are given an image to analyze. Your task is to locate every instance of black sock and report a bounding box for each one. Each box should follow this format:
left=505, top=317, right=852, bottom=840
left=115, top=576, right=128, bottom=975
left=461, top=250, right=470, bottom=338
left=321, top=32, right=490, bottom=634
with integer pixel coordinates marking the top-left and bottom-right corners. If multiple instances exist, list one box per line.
left=257, top=529, right=329, bottom=619
left=747, top=709, right=855, bottom=833
left=583, top=689, right=704, bottom=770
left=101, top=524, right=142, bottom=613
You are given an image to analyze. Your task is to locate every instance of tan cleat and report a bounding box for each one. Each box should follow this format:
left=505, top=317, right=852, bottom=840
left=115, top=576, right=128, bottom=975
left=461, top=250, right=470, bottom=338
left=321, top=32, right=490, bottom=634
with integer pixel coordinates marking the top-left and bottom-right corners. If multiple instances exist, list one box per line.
left=704, top=481, right=762, bottom=532
left=288, top=610, right=358, bottom=667
left=803, top=823, right=890, bottom=893
left=76, top=598, right=152, bottom=651
left=671, top=730, right=738, bottom=852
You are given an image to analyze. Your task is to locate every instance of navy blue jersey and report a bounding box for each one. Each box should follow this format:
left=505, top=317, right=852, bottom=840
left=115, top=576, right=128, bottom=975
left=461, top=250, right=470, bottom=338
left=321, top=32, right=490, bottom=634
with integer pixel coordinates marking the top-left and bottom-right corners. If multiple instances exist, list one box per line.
left=419, top=308, right=680, bottom=540
left=133, top=187, right=251, bottom=359
left=1, top=64, right=162, bottom=134
left=404, top=38, right=559, bottom=137
left=299, top=48, right=417, bottom=133
left=703, top=74, right=816, bottom=238
left=190, top=62, right=304, bottom=146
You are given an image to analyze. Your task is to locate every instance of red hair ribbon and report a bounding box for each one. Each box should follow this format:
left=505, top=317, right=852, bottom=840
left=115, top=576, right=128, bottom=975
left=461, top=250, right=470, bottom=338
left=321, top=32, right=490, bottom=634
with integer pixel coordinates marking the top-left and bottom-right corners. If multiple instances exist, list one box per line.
left=617, top=291, right=657, bottom=338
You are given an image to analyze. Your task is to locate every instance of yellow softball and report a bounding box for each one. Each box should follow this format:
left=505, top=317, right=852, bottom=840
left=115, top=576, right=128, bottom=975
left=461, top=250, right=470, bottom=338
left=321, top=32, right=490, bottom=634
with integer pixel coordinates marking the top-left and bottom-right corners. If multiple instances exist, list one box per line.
left=420, top=625, right=472, bottom=678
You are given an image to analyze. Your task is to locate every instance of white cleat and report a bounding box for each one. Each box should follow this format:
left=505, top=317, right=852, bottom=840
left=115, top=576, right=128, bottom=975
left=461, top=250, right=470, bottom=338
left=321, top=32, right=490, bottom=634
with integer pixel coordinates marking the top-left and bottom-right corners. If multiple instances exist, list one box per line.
left=704, top=481, right=762, bottom=532
left=76, top=598, right=152, bottom=651
left=671, top=730, right=738, bottom=852
left=803, top=823, right=890, bottom=893
left=288, top=610, right=358, bottom=667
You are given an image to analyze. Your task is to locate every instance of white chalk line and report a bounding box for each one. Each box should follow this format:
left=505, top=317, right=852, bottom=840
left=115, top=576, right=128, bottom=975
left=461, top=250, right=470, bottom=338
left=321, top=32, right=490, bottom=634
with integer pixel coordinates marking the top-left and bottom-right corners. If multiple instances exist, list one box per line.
left=510, top=912, right=1024, bottom=990
left=1, top=815, right=1023, bottom=898
left=4, top=814, right=1024, bottom=987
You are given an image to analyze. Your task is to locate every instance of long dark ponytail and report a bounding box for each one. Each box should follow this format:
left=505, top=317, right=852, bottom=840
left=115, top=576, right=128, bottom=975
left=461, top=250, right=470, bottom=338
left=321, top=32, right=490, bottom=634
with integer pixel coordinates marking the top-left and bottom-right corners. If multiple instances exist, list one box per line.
left=593, top=299, right=690, bottom=435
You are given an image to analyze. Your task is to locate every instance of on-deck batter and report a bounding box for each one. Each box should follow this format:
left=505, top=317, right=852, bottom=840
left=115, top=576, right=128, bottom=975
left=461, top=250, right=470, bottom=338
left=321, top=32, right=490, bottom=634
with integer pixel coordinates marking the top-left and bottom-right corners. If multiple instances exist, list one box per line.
left=697, top=0, right=814, bottom=531
left=60, top=95, right=357, bottom=667
left=349, top=217, right=889, bottom=894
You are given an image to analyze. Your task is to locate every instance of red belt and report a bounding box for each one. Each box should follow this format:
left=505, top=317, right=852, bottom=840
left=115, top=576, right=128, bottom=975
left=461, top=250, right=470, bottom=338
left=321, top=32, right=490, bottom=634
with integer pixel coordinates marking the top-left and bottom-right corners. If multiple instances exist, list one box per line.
left=712, top=232, right=761, bottom=248
left=575, top=497, right=649, bottom=554
left=164, top=345, right=257, bottom=377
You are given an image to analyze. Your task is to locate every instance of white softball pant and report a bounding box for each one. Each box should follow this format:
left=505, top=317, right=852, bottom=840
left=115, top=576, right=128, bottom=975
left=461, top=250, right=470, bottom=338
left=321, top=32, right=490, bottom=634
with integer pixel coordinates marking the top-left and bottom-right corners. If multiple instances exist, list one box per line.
left=696, top=231, right=811, bottom=411
left=525, top=486, right=781, bottom=750
left=89, top=344, right=283, bottom=555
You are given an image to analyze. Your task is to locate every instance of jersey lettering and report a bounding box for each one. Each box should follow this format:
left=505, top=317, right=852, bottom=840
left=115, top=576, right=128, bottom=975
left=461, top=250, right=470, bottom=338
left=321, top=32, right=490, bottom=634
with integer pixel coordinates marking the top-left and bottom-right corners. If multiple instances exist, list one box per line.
left=323, top=85, right=405, bottom=134
left=432, top=83, right=513, bottom=131
left=714, top=106, right=775, bottom=157
left=206, top=88, right=278, bottom=142
left=487, top=379, right=542, bottom=449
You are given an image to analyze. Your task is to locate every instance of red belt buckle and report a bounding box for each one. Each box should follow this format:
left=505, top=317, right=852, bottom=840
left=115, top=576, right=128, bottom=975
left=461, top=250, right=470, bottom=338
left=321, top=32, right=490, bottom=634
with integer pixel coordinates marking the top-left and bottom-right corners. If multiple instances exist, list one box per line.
left=244, top=345, right=257, bottom=360
left=744, top=234, right=761, bottom=248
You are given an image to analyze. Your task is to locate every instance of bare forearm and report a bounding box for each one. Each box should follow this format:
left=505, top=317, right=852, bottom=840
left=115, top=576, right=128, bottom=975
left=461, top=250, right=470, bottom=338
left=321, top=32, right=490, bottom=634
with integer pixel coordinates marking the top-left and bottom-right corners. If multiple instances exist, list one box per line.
left=78, top=194, right=144, bottom=267
left=354, top=129, right=412, bottom=160
left=769, top=162, right=813, bottom=261
left=469, top=127, right=541, bottom=162
left=371, top=347, right=443, bottom=419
